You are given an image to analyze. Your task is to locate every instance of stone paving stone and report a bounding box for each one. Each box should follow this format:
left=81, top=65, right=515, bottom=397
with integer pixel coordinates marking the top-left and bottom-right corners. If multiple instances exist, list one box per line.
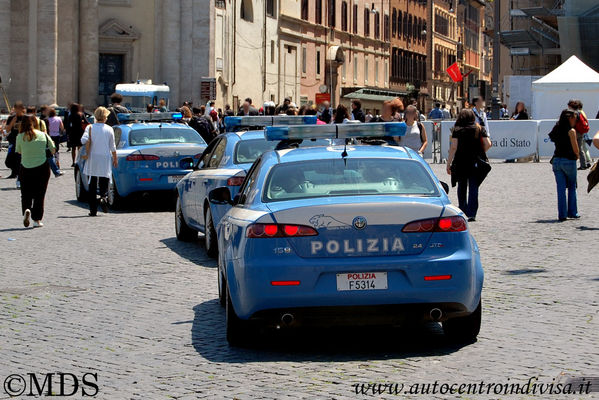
left=0, top=156, right=598, bottom=399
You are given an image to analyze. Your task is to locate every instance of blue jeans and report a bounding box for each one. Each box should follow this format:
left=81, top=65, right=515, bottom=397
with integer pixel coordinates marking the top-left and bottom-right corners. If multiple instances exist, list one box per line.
left=552, top=157, right=578, bottom=220
left=48, top=155, right=60, bottom=176
left=457, top=176, right=480, bottom=218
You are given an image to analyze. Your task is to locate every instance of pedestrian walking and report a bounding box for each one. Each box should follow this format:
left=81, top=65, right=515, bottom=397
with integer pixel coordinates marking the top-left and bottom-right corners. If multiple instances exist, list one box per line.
left=5, top=101, right=27, bottom=181
left=567, top=99, right=592, bottom=170
left=333, top=104, right=351, bottom=124
left=47, top=108, right=64, bottom=173
left=446, top=108, right=492, bottom=222
left=80, top=107, right=118, bottom=217
left=30, top=112, right=62, bottom=177
left=548, top=109, right=580, bottom=221
left=428, top=102, right=444, bottom=120
left=189, top=107, right=216, bottom=143
left=105, top=93, right=130, bottom=126
left=351, top=100, right=365, bottom=122
left=471, top=97, right=490, bottom=137
left=510, top=102, right=529, bottom=120
left=66, top=103, right=85, bottom=167
left=16, top=115, right=55, bottom=227
left=400, top=105, right=428, bottom=156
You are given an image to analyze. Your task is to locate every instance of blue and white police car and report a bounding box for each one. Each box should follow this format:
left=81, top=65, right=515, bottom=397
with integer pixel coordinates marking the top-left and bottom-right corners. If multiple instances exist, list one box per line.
left=174, top=115, right=328, bottom=257
left=207, top=123, right=484, bottom=346
left=75, top=112, right=207, bottom=208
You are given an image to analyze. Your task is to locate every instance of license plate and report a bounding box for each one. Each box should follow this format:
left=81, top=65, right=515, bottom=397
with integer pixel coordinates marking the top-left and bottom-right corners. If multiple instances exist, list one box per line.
left=168, top=175, right=185, bottom=183
left=336, top=272, right=388, bottom=291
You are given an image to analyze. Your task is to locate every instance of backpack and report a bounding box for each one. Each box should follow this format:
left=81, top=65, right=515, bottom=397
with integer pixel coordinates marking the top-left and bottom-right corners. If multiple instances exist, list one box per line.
left=189, top=116, right=215, bottom=143
left=575, top=111, right=590, bottom=134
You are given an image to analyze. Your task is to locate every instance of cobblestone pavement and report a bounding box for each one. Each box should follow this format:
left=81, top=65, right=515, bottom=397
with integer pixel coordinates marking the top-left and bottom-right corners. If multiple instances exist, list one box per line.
left=0, top=152, right=598, bottom=399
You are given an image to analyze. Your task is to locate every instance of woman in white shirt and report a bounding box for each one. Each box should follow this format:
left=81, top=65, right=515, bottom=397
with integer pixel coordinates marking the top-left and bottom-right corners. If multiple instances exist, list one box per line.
left=81, top=107, right=118, bottom=216
left=400, top=105, right=428, bottom=156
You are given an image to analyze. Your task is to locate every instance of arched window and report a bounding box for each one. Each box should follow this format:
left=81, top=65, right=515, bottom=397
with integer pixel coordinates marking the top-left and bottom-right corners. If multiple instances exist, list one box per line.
left=392, top=8, right=397, bottom=37
left=397, top=11, right=402, bottom=37
left=341, top=1, right=348, bottom=31
left=241, top=0, right=253, bottom=22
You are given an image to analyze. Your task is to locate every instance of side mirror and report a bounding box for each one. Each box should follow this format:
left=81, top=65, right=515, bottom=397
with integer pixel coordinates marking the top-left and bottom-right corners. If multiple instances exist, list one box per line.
left=440, top=181, right=450, bottom=194
left=179, top=157, right=194, bottom=170
left=232, top=194, right=241, bottom=206
left=209, top=187, right=233, bottom=205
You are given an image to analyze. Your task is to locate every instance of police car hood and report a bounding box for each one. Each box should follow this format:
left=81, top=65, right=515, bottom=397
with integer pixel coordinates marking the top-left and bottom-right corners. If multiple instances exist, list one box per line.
left=266, top=196, right=445, bottom=258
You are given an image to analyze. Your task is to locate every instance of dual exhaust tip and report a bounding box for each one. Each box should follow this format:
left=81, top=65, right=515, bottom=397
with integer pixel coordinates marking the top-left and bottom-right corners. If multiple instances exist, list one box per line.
left=430, top=308, right=443, bottom=321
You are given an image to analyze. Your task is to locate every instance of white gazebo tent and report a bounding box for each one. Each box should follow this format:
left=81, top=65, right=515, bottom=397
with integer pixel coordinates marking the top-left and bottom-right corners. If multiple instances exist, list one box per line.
left=532, top=56, right=599, bottom=119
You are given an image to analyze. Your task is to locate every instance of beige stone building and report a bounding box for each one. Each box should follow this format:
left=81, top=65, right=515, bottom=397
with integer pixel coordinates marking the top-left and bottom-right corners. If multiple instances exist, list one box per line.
left=0, top=0, right=298, bottom=111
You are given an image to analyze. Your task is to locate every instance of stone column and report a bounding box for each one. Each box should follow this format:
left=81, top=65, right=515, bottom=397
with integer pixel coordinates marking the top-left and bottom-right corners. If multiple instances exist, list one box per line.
left=79, top=0, right=99, bottom=108
left=0, top=0, right=11, bottom=108
left=36, top=0, right=57, bottom=105
left=162, top=0, right=181, bottom=107
left=179, top=0, right=193, bottom=104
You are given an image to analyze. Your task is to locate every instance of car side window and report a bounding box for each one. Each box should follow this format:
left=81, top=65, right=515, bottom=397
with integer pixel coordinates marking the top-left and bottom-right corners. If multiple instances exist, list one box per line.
left=199, top=139, right=219, bottom=169
left=237, top=158, right=262, bottom=206
left=208, top=137, right=227, bottom=168
left=113, top=127, right=123, bottom=148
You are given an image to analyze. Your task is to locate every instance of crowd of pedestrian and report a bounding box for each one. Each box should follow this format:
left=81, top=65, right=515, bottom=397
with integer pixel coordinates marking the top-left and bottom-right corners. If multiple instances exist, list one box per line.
left=4, top=90, right=599, bottom=228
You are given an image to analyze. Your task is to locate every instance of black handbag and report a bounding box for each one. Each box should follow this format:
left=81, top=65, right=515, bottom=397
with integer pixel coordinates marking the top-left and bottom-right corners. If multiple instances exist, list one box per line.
left=45, top=134, right=53, bottom=159
left=474, top=157, right=491, bottom=184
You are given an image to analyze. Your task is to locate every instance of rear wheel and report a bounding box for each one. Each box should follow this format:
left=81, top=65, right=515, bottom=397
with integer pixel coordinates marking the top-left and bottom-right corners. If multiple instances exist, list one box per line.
left=226, top=285, right=252, bottom=346
left=175, top=194, right=197, bottom=242
left=443, top=300, right=482, bottom=343
left=75, top=169, right=87, bottom=202
left=204, top=206, right=218, bottom=258
left=107, top=178, right=124, bottom=210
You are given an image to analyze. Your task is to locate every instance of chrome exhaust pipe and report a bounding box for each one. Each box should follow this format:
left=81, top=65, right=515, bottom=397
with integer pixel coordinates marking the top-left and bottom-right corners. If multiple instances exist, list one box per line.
left=429, top=308, right=442, bottom=321
left=281, top=313, right=294, bottom=326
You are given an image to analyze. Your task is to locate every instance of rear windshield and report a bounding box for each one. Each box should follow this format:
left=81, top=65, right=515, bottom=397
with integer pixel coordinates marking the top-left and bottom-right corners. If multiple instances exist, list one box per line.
left=264, top=158, right=439, bottom=202
left=234, top=138, right=331, bottom=164
left=121, top=96, right=152, bottom=110
left=129, top=128, right=206, bottom=146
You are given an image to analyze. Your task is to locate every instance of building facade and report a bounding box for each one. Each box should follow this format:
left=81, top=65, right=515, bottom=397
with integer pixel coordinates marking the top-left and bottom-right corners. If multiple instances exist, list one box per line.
left=0, top=0, right=300, bottom=111
left=289, top=0, right=391, bottom=112
left=389, top=0, right=428, bottom=110
left=427, top=0, right=457, bottom=111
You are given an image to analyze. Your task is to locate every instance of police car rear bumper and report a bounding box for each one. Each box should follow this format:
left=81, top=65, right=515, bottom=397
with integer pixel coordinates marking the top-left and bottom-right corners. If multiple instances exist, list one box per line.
left=230, top=252, right=483, bottom=320
left=117, top=169, right=190, bottom=196
left=250, top=302, right=471, bottom=328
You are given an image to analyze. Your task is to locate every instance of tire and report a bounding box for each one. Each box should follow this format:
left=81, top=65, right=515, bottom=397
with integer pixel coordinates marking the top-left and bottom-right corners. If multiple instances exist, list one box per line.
left=175, top=194, right=197, bottom=242
left=217, top=266, right=226, bottom=307
left=204, top=206, right=218, bottom=258
left=75, top=169, right=87, bottom=202
left=107, top=178, right=124, bottom=210
left=226, top=284, right=252, bottom=346
left=443, top=300, right=482, bottom=343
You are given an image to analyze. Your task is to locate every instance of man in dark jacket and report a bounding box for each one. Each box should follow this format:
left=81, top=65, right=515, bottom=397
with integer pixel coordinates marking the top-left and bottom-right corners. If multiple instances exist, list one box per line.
left=351, top=99, right=365, bottom=122
left=105, top=93, right=130, bottom=126
left=189, top=106, right=216, bottom=143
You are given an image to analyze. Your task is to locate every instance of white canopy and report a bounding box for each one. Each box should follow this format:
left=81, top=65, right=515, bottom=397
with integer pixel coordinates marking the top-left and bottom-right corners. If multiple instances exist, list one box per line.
left=532, top=56, right=599, bottom=119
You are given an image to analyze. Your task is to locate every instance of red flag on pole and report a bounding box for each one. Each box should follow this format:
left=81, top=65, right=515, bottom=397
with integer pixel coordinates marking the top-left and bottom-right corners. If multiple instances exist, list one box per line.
left=446, top=62, right=463, bottom=82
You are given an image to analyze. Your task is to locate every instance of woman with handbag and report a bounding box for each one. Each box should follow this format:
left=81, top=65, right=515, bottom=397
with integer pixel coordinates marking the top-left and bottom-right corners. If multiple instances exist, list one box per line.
left=47, top=108, right=65, bottom=172
left=15, top=115, right=55, bottom=228
left=80, top=107, right=118, bottom=216
left=548, top=109, right=580, bottom=221
left=446, top=108, right=492, bottom=222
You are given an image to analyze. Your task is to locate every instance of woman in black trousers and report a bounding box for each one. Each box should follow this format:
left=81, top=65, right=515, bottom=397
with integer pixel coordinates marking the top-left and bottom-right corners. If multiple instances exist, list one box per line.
left=446, top=108, right=493, bottom=222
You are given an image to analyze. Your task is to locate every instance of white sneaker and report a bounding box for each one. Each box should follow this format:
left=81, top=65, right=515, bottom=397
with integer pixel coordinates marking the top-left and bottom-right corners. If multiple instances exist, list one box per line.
left=23, top=209, right=31, bottom=227
left=33, top=220, right=44, bottom=228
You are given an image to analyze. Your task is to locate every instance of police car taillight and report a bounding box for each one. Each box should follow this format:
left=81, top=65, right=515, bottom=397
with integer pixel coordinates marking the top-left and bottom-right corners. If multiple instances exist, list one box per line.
left=402, top=216, right=467, bottom=233
left=126, top=154, right=160, bottom=161
left=246, top=223, right=318, bottom=238
left=227, top=177, right=245, bottom=186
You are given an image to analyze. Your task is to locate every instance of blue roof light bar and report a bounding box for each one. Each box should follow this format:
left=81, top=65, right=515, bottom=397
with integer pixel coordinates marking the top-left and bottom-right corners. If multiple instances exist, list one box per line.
left=265, top=122, right=407, bottom=141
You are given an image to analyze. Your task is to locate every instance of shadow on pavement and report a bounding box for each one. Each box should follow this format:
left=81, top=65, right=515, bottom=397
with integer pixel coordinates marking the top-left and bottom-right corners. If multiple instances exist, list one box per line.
left=531, top=219, right=563, bottom=224
left=160, top=237, right=215, bottom=267
left=190, top=300, right=469, bottom=363
left=64, top=193, right=176, bottom=213
left=0, top=227, right=30, bottom=233
left=577, top=226, right=599, bottom=231
left=503, top=268, right=547, bottom=275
